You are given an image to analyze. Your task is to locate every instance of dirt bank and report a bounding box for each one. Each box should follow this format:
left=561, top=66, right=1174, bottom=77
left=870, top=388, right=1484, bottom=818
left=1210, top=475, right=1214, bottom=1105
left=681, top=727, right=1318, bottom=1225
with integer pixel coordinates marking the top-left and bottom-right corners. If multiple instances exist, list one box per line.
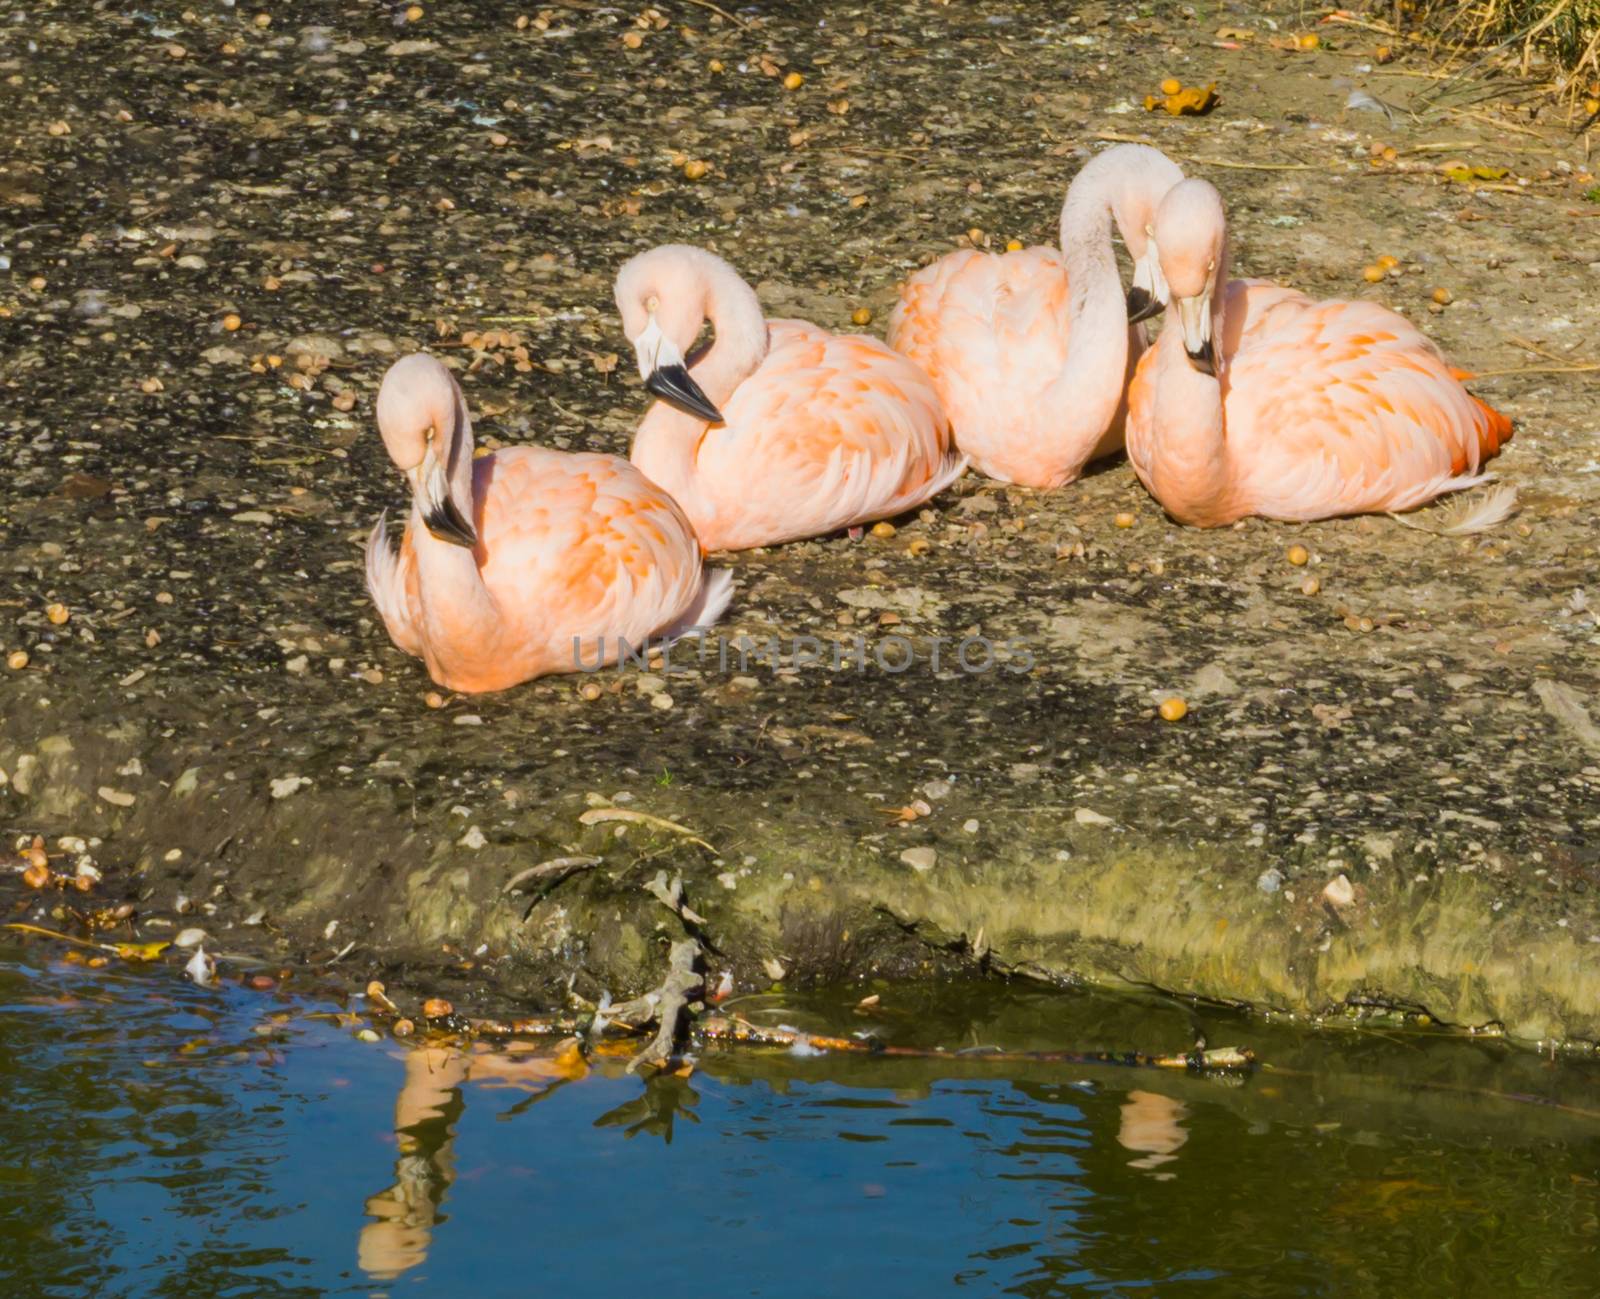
left=2, top=1, right=1597, bottom=1048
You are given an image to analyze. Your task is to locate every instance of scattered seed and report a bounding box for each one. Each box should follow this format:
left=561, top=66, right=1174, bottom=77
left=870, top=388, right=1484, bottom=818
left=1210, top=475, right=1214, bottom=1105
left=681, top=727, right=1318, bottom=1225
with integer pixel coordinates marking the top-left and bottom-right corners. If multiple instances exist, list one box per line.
left=683, top=158, right=709, bottom=180
left=489, top=131, right=509, bottom=147
left=851, top=306, right=873, bottom=325
left=1431, top=286, right=1453, bottom=305
left=1297, top=32, right=1319, bottom=49
left=1114, top=512, right=1135, bottom=528
left=1004, top=238, right=1023, bottom=251
left=783, top=71, right=804, bottom=90
left=140, top=376, right=164, bottom=394
left=22, top=862, right=51, bottom=889
left=393, top=1018, right=414, bottom=1037
left=405, top=3, right=424, bottom=19
left=578, top=680, right=603, bottom=701
left=622, top=30, right=643, bottom=48
left=1286, top=544, right=1309, bottom=566
left=1159, top=697, right=1188, bottom=722
left=423, top=997, right=453, bottom=1018
left=46, top=120, right=71, bottom=137
left=907, top=537, right=932, bottom=556
left=222, top=312, right=242, bottom=332
left=1362, top=264, right=1385, bottom=283
left=1375, top=44, right=1393, bottom=63
left=870, top=521, right=896, bottom=538
left=1301, top=575, right=1321, bottom=596
left=1160, top=76, right=1182, bottom=95
left=331, top=389, right=356, bottom=412
left=45, top=603, right=69, bottom=625
left=7, top=651, right=29, bottom=671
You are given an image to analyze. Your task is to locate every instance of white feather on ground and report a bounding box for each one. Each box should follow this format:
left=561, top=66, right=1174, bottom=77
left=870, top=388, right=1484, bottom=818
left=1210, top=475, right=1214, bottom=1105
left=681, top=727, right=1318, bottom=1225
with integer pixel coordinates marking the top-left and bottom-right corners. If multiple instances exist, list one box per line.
left=1389, top=483, right=1518, bottom=536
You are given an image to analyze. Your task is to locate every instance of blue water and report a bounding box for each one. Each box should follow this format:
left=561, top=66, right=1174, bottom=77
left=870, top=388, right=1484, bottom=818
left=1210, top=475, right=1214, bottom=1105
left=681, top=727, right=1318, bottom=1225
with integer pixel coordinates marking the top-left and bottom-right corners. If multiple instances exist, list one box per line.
left=3, top=944, right=1598, bottom=1298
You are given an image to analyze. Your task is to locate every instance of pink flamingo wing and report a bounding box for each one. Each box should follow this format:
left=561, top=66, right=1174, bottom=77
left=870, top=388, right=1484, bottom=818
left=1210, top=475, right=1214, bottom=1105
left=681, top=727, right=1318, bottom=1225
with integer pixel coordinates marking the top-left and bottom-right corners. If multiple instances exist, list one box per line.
left=690, top=321, right=959, bottom=550
left=1220, top=292, right=1509, bottom=518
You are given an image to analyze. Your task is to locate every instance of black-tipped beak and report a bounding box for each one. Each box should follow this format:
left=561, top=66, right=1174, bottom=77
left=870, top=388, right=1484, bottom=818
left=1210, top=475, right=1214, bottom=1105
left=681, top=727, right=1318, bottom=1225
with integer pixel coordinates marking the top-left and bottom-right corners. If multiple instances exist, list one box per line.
left=1185, top=339, right=1217, bottom=378
left=645, top=364, right=724, bottom=425
left=424, top=494, right=477, bottom=548
left=1126, top=285, right=1162, bottom=325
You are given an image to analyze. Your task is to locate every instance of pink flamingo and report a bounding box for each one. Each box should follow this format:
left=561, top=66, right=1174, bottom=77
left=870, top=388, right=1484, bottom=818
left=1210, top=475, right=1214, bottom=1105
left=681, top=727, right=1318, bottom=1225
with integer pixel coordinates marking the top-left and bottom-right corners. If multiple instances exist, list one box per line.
left=1125, top=179, right=1512, bottom=527
left=615, top=245, right=964, bottom=553
left=364, top=353, right=732, bottom=692
left=887, top=144, right=1186, bottom=489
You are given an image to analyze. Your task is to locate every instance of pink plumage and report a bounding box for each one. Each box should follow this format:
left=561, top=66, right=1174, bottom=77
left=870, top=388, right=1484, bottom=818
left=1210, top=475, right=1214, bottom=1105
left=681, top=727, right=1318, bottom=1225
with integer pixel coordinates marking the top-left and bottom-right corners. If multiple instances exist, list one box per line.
left=1126, top=180, right=1510, bottom=527
left=887, top=145, right=1186, bottom=490
left=365, top=354, right=730, bottom=693
left=617, top=245, right=964, bottom=553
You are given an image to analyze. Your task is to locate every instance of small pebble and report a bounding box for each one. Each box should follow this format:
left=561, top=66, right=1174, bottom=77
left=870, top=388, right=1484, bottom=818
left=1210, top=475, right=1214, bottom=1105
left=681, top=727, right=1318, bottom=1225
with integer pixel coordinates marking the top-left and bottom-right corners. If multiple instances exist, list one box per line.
left=1300, top=575, right=1321, bottom=596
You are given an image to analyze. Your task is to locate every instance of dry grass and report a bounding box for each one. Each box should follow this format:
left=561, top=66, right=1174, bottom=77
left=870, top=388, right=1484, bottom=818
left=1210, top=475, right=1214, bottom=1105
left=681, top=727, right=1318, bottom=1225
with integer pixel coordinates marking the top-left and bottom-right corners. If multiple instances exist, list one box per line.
left=1404, top=0, right=1600, bottom=108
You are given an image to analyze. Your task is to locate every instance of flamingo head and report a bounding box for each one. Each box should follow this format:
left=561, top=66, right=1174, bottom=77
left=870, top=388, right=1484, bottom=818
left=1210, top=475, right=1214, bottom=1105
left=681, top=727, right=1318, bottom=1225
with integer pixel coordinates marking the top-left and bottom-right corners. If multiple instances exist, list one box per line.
left=1149, top=179, right=1228, bottom=377
left=615, top=245, right=726, bottom=425
left=1106, top=148, right=1184, bottom=325
left=375, top=353, right=478, bottom=548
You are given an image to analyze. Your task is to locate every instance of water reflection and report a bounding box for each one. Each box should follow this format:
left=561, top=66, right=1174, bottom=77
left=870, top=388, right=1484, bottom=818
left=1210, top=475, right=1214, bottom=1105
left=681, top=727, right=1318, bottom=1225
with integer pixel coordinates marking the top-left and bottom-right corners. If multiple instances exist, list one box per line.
left=358, top=1040, right=587, bottom=1280
left=1117, top=1089, right=1189, bottom=1177
left=5, top=947, right=1600, bottom=1299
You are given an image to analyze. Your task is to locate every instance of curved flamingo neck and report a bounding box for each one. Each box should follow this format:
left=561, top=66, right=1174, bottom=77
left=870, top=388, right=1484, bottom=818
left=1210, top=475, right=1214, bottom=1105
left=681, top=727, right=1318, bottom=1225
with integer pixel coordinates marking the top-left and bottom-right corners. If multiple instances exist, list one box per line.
left=692, top=261, right=770, bottom=409
left=411, top=391, right=499, bottom=654
left=1144, top=248, right=1237, bottom=525
left=631, top=257, right=769, bottom=519
left=1042, top=166, right=1139, bottom=460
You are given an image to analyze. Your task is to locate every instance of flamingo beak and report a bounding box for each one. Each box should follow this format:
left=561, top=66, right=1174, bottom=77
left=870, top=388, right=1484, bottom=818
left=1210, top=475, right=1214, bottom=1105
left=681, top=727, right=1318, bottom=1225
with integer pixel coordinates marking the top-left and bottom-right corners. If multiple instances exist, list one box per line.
left=411, top=449, right=477, bottom=548
left=1126, top=285, right=1162, bottom=325
left=1127, top=240, right=1168, bottom=325
left=1176, top=292, right=1216, bottom=377
left=633, top=315, right=725, bottom=425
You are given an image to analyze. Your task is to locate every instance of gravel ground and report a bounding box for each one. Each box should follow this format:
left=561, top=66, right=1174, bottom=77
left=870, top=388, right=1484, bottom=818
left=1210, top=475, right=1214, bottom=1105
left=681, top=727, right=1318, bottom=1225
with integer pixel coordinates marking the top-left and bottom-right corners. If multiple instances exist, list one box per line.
left=2, top=1, right=1597, bottom=1048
